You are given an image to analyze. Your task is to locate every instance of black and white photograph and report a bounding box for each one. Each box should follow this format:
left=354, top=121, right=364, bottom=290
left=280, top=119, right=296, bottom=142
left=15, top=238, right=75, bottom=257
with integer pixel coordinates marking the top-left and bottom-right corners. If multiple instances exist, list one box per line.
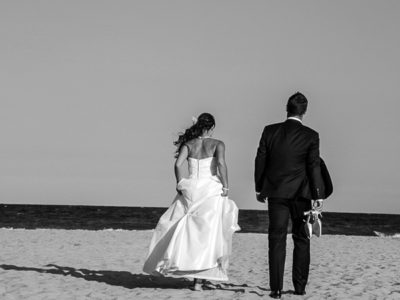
left=1, top=1, right=399, bottom=299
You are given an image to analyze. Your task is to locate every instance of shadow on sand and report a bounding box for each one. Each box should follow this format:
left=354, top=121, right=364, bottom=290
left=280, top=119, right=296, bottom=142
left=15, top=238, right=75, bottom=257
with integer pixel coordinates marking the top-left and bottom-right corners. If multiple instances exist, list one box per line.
left=0, top=264, right=282, bottom=294
left=0, top=264, right=250, bottom=293
left=0, top=264, right=191, bottom=290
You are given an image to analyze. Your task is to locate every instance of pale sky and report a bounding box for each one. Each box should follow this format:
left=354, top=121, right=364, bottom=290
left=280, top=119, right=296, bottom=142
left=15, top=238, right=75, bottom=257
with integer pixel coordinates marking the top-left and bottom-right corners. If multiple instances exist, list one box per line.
left=1, top=1, right=399, bottom=214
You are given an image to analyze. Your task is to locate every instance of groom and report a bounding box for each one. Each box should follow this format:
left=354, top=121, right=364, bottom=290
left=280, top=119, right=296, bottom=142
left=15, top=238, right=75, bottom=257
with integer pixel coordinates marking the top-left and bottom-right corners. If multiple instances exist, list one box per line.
left=254, top=92, right=325, bottom=299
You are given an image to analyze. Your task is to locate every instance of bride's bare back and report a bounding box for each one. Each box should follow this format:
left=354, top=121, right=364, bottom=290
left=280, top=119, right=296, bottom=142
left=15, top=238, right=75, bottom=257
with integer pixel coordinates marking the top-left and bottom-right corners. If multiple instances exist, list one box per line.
left=175, top=137, right=228, bottom=195
left=185, top=138, right=220, bottom=159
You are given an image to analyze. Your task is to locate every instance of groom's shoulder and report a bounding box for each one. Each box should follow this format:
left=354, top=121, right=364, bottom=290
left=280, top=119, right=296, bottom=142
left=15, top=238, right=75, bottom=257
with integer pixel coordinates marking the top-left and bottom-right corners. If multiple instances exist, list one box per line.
left=259, top=122, right=284, bottom=139
left=265, top=121, right=284, bottom=129
left=263, top=122, right=284, bottom=132
left=301, top=124, right=319, bottom=137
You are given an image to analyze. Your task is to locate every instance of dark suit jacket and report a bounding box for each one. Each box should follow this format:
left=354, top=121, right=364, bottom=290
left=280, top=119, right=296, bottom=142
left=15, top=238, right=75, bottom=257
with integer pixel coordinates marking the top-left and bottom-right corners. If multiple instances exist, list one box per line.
left=320, top=157, right=333, bottom=198
left=255, top=119, right=325, bottom=200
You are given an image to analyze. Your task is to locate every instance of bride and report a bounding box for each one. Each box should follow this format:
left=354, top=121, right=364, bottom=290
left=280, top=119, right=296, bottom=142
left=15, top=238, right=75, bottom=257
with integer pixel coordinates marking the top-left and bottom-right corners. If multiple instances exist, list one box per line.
left=143, top=113, right=240, bottom=291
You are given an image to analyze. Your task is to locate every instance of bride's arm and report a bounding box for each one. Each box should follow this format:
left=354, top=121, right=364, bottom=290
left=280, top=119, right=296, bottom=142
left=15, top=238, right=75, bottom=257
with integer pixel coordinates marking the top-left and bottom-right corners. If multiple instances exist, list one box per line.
left=174, top=144, right=188, bottom=184
left=216, top=141, right=229, bottom=196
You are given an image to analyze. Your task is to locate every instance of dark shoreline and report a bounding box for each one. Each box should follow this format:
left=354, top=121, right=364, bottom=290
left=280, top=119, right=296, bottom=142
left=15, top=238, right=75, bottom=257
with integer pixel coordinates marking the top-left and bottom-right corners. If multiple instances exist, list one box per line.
left=1, top=204, right=399, bottom=236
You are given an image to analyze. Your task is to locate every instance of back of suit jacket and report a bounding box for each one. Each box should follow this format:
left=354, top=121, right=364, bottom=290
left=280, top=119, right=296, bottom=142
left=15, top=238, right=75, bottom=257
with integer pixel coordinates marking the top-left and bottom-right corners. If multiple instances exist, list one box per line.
left=255, top=119, right=325, bottom=200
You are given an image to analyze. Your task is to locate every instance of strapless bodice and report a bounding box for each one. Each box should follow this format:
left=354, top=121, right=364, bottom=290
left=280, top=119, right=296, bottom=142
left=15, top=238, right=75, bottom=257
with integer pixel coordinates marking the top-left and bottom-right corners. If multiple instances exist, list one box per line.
left=188, top=157, right=218, bottom=178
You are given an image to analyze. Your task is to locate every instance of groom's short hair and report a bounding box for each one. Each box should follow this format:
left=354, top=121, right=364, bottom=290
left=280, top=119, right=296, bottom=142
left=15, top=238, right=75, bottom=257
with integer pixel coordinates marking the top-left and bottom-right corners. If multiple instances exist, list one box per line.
left=287, top=92, right=308, bottom=116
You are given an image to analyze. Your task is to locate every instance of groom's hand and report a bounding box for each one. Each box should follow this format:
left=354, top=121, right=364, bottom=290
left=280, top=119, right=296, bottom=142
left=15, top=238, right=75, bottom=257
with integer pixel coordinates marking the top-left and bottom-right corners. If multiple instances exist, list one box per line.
left=313, top=199, right=324, bottom=212
left=256, top=192, right=266, bottom=203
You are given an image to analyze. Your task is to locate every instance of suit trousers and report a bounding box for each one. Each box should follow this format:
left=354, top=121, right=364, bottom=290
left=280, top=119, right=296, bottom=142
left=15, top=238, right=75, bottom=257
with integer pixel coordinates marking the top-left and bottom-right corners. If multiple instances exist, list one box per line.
left=268, top=197, right=312, bottom=292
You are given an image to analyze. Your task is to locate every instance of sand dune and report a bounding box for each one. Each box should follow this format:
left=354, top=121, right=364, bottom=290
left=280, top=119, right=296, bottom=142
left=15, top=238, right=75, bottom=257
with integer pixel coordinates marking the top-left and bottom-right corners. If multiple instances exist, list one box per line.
left=1, top=229, right=399, bottom=299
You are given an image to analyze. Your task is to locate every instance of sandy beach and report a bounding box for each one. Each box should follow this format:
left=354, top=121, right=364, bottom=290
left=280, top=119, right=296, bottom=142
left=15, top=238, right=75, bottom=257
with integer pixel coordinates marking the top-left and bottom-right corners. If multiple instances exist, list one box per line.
left=0, top=229, right=399, bottom=300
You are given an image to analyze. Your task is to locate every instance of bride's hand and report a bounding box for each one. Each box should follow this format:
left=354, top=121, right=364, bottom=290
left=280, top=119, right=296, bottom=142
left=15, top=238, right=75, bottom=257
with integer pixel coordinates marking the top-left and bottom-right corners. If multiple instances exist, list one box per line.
left=221, top=187, right=229, bottom=197
left=176, top=183, right=182, bottom=195
left=176, top=178, right=185, bottom=195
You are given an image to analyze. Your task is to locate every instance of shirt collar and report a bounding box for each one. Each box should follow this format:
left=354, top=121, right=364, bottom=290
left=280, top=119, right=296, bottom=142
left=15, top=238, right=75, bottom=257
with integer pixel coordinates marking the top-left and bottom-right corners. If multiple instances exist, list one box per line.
left=287, top=116, right=303, bottom=124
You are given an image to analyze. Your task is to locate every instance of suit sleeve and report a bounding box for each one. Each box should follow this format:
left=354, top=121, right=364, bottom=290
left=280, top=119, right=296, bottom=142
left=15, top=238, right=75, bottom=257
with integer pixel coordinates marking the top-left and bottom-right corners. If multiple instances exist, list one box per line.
left=255, top=127, right=268, bottom=193
left=306, top=133, right=325, bottom=199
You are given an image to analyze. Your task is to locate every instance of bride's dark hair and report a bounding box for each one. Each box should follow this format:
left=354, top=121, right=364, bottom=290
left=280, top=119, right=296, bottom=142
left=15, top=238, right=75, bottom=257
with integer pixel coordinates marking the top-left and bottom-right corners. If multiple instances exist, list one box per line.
left=174, top=112, right=215, bottom=157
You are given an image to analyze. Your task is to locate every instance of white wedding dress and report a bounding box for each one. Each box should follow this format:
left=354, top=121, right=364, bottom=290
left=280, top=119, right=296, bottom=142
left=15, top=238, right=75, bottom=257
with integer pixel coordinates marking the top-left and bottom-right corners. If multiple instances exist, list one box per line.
left=143, top=157, right=240, bottom=281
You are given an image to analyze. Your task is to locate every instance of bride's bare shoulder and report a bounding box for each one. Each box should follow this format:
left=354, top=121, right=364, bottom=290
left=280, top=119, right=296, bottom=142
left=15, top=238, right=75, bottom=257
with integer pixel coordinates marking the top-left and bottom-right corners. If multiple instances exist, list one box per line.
left=185, top=139, right=198, bottom=147
left=208, top=138, right=225, bottom=150
left=211, top=138, right=224, bottom=145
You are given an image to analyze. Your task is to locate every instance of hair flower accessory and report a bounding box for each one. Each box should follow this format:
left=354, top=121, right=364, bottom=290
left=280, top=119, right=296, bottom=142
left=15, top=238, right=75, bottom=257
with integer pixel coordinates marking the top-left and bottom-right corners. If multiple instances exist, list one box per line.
left=191, top=116, right=198, bottom=124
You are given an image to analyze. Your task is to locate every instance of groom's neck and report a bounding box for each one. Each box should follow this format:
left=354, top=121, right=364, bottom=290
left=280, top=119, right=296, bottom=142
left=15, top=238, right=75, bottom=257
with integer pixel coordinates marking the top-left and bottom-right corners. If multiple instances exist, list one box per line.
left=287, top=114, right=304, bottom=121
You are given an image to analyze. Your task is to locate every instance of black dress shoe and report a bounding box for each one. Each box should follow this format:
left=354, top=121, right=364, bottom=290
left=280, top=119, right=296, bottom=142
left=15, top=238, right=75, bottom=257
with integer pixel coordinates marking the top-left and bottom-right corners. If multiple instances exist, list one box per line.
left=294, top=290, right=306, bottom=295
left=269, top=290, right=282, bottom=299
